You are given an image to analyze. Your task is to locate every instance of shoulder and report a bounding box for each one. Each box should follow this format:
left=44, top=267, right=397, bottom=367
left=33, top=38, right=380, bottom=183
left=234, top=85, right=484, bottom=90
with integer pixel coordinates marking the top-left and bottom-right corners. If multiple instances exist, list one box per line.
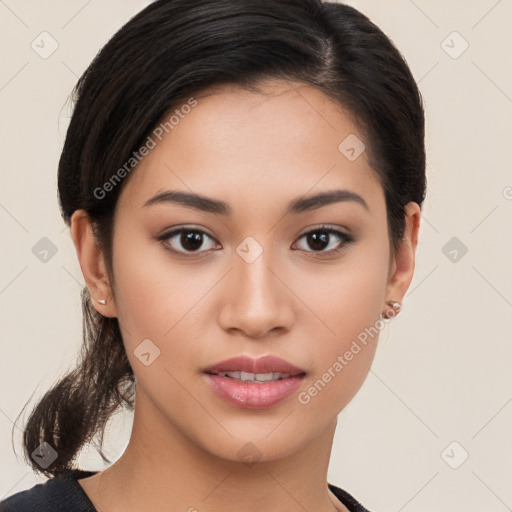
left=328, top=482, right=374, bottom=512
left=0, top=470, right=97, bottom=512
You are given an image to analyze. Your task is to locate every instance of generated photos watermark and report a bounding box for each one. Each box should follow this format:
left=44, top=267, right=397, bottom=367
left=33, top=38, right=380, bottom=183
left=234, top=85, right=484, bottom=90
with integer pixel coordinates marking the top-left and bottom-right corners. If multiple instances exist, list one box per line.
left=93, top=97, right=198, bottom=201
left=298, top=303, right=400, bottom=405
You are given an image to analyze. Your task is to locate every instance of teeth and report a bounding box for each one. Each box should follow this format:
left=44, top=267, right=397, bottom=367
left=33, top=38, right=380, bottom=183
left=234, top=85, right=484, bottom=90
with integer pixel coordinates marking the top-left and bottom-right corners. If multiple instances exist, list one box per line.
left=216, top=371, right=291, bottom=382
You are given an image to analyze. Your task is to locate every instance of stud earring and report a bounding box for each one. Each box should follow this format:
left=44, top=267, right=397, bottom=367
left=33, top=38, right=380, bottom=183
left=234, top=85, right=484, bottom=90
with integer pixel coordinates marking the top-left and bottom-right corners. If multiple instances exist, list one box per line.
left=94, top=297, right=107, bottom=305
left=381, top=300, right=402, bottom=320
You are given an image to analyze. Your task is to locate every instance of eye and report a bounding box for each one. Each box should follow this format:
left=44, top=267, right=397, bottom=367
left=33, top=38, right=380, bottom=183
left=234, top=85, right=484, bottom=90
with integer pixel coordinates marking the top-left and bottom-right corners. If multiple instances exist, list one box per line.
left=293, top=225, right=354, bottom=257
left=158, top=227, right=219, bottom=254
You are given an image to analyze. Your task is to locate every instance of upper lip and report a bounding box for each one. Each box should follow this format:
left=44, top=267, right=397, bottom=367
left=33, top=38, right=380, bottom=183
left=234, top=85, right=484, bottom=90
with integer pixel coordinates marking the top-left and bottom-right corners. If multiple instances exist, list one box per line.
left=204, top=355, right=306, bottom=375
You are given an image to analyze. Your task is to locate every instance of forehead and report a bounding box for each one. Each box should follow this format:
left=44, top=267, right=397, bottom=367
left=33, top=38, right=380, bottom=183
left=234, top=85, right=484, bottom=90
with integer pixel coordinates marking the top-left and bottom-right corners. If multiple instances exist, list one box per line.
left=116, top=80, right=384, bottom=217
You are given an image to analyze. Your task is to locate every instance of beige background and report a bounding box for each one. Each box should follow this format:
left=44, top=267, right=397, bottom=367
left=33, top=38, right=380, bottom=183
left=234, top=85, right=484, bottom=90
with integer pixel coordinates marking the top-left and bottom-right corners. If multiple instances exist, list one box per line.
left=1, top=1, right=511, bottom=510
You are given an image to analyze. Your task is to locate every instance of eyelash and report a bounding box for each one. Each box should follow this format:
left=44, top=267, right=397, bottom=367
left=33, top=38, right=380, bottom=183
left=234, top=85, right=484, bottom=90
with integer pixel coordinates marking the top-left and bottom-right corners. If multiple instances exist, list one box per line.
left=157, top=224, right=354, bottom=258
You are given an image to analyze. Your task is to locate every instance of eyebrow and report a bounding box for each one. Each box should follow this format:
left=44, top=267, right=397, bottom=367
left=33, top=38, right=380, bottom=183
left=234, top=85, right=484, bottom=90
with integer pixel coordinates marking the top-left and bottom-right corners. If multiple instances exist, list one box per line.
left=143, top=188, right=369, bottom=216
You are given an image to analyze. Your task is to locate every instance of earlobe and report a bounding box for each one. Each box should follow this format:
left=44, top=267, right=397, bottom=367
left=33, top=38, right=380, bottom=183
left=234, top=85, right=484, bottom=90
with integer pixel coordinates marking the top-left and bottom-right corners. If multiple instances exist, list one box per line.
left=380, top=300, right=402, bottom=320
left=383, top=202, right=421, bottom=315
left=70, top=210, right=117, bottom=318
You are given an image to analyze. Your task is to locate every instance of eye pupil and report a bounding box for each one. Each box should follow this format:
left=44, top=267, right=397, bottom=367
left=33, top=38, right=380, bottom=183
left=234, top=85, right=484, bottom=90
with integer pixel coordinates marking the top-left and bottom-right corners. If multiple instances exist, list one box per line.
left=181, top=231, right=203, bottom=251
left=308, top=231, right=329, bottom=251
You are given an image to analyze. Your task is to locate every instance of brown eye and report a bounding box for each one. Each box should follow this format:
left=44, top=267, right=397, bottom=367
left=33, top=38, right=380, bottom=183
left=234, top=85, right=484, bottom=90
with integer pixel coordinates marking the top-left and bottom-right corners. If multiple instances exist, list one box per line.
left=159, top=228, right=219, bottom=254
left=294, top=226, right=354, bottom=256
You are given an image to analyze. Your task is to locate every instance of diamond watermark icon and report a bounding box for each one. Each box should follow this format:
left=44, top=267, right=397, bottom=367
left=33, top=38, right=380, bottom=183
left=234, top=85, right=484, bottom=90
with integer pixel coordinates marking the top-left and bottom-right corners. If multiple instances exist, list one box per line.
left=338, top=134, right=365, bottom=161
left=134, top=338, right=161, bottom=366
left=236, top=236, right=263, bottom=264
left=31, top=442, right=58, bottom=469
left=31, top=31, right=59, bottom=59
left=32, top=237, right=58, bottom=263
left=237, top=442, right=262, bottom=468
left=441, top=441, right=469, bottom=469
left=441, top=31, right=469, bottom=59
left=442, top=236, right=468, bottom=263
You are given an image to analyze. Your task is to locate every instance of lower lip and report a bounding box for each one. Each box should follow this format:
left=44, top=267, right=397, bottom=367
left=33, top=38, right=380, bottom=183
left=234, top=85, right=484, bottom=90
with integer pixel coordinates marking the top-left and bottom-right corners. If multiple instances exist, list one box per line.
left=203, top=373, right=305, bottom=409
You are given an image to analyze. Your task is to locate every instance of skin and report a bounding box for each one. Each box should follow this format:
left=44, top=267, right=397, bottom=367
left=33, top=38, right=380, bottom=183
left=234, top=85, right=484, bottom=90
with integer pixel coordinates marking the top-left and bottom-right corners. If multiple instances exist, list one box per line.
left=70, top=79, right=420, bottom=512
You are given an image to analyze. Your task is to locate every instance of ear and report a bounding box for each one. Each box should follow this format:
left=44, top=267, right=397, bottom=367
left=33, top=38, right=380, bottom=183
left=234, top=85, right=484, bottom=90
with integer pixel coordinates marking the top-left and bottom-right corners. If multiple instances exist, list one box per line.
left=384, top=202, right=421, bottom=310
left=70, top=210, right=118, bottom=318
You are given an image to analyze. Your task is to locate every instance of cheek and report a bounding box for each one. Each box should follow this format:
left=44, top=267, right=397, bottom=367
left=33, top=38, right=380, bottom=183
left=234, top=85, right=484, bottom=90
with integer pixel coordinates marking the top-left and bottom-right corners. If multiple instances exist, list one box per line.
left=110, top=233, right=180, bottom=342
left=296, top=235, right=389, bottom=344
left=110, top=240, right=200, bottom=406
left=293, top=237, right=389, bottom=410
left=110, top=232, right=216, bottom=368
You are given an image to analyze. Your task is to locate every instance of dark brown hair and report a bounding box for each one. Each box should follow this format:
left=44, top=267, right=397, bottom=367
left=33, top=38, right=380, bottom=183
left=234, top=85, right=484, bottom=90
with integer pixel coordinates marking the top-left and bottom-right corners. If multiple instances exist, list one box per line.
left=14, top=0, right=426, bottom=476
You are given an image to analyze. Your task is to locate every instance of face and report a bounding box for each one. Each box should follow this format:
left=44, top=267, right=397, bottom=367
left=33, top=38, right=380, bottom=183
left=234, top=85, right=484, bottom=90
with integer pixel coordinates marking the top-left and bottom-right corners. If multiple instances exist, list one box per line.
left=100, top=80, right=398, bottom=463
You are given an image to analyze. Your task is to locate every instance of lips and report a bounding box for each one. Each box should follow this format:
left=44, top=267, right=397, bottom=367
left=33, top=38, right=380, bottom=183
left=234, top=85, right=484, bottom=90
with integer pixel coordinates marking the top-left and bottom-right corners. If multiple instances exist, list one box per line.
left=203, top=355, right=306, bottom=376
left=203, top=355, right=307, bottom=409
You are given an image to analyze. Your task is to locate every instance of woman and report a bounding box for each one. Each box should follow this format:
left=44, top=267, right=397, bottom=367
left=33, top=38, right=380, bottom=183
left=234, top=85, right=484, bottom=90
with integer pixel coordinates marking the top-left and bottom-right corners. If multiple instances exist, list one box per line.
left=1, top=0, right=425, bottom=510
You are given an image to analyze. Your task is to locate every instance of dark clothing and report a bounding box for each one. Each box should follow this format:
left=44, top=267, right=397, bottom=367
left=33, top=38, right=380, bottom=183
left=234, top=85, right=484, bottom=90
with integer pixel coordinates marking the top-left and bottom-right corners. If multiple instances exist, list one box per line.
left=0, top=469, right=372, bottom=511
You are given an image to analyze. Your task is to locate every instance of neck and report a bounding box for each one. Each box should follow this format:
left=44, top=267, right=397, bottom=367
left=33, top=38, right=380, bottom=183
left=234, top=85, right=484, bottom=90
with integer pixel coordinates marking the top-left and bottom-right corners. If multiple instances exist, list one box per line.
left=84, top=388, right=347, bottom=512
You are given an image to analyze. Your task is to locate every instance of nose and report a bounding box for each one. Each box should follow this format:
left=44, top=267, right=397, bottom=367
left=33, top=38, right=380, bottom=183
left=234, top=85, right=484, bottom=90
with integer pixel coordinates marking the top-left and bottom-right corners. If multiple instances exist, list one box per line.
left=217, top=245, right=295, bottom=339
